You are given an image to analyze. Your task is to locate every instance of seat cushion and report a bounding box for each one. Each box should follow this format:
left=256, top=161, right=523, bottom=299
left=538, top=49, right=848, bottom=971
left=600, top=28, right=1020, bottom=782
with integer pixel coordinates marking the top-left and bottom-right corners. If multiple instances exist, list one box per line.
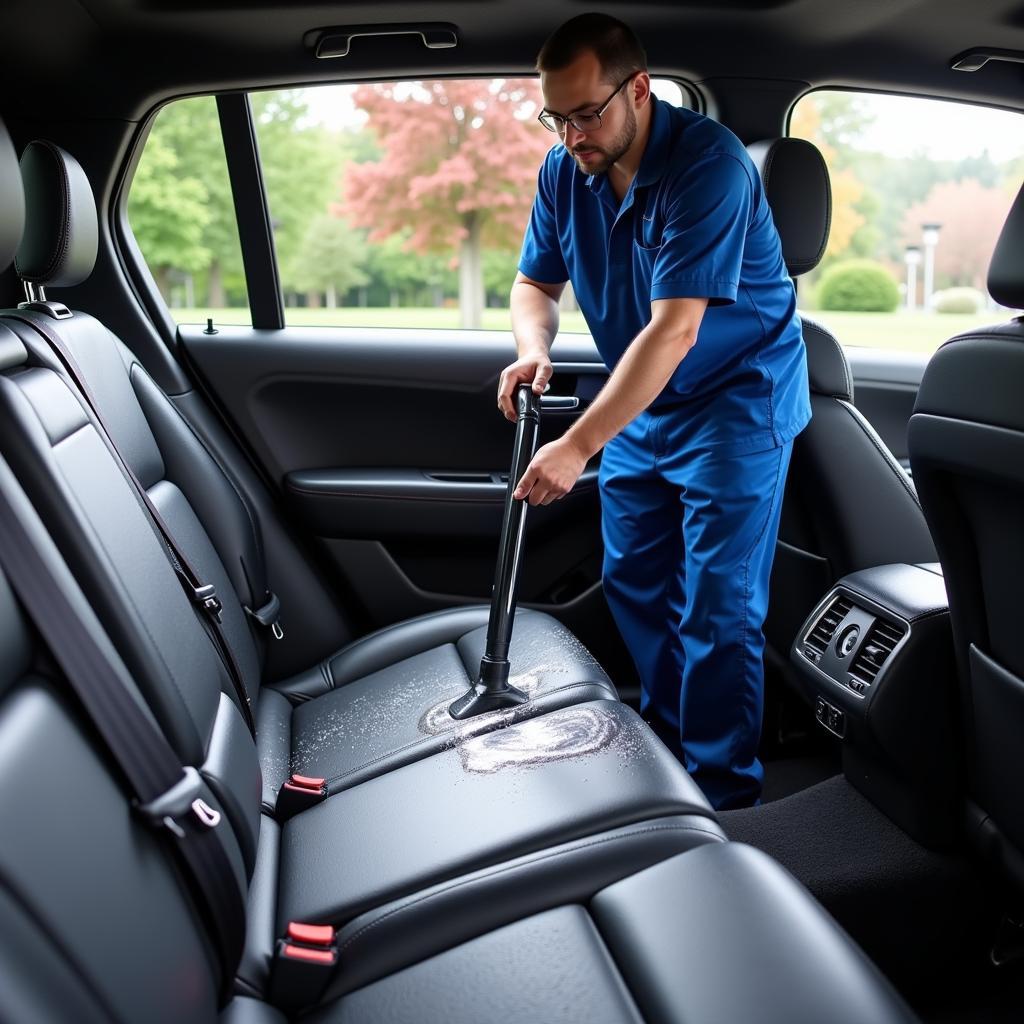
left=299, top=844, right=914, bottom=1024
left=258, top=607, right=618, bottom=805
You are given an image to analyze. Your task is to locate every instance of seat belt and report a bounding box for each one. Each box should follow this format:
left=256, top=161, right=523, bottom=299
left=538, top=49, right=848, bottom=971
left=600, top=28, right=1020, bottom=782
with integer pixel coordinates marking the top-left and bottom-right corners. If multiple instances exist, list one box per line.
left=3, top=310, right=256, bottom=736
left=0, top=452, right=246, bottom=1004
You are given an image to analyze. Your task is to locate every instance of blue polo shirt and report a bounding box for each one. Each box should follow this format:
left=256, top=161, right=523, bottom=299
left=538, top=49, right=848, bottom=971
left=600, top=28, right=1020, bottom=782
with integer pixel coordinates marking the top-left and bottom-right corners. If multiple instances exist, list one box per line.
left=519, top=98, right=810, bottom=457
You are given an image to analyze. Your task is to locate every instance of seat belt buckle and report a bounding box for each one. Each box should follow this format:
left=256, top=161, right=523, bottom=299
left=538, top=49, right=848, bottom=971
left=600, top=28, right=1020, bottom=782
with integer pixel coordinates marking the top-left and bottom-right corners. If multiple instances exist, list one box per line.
left=271, top=921, right=338, bottom=1010
left=245, top=590, right=284, bottom=640
left=275, top=773, right=327, bottom=820
left=192, top=583, right=223, bottom=623
left=136, top=766, right=222, bottom=839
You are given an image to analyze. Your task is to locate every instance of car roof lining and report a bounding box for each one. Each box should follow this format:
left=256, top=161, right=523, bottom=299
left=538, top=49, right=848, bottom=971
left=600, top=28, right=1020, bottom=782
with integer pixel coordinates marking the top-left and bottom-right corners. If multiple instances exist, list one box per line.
left=0, top=0, right=1023, bottom=122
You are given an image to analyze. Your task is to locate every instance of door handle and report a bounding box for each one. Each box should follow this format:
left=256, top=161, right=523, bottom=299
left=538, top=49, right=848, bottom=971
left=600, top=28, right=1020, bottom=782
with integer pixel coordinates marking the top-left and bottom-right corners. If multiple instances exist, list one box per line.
left=540, top=396, right=580, bottom=415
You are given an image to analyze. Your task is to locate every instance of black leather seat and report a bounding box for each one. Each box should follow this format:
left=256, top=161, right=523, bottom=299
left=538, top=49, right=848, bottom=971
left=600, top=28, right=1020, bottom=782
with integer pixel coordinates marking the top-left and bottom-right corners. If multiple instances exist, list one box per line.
left=908, top=182, right=1024, bottom=890
left=2, top=139, right=618, bottom=811
left=746, top=138, right=937, bottom=683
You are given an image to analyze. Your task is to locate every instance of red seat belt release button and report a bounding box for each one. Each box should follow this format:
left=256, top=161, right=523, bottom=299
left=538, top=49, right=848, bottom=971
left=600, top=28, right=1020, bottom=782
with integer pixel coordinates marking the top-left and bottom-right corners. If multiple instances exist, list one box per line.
left=287, top=921, right=335, bottom=947
left=272, top=922, right=338, bottom=1009
left=275, top=773, right=327, bottom=820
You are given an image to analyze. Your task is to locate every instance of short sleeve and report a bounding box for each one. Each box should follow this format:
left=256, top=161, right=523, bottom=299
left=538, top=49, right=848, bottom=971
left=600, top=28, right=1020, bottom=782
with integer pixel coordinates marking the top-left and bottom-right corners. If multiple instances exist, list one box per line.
left=649, top=153, right=754, bottom=305
left=518, top=151, right=569, bottom=285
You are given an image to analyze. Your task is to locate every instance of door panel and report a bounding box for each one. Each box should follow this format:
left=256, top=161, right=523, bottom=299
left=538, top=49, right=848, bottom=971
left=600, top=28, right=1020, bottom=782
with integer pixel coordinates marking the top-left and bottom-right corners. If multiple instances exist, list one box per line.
left=179, top=325, right=637, bottom=684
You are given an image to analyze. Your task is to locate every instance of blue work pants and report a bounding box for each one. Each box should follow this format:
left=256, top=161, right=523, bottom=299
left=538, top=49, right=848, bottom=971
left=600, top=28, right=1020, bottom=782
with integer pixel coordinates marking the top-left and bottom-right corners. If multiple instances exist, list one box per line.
left=600, top=409, right=792, bottom=810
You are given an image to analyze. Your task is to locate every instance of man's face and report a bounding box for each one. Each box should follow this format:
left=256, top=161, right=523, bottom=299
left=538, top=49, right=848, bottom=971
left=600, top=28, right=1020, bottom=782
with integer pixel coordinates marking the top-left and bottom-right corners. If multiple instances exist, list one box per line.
left=540, top=50, right=639, bottom=175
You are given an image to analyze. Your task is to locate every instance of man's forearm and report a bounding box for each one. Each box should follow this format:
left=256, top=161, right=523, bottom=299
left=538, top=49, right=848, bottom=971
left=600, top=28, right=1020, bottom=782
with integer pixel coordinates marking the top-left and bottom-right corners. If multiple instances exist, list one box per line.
left=510, top=278, right=560, bottom=357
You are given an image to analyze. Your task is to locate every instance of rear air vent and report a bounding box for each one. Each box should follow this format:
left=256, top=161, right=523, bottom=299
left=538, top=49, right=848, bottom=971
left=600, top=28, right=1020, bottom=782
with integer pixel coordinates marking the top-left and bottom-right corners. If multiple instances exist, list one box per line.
left=804, top=595, right=853, bottom=656
left=850, top=619, right=906, bottom=684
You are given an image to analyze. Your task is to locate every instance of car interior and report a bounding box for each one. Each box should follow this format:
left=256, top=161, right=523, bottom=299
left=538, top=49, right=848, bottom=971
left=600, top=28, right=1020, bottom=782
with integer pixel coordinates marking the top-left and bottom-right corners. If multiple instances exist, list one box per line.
left=0, top=0, right=1021, bottom=1021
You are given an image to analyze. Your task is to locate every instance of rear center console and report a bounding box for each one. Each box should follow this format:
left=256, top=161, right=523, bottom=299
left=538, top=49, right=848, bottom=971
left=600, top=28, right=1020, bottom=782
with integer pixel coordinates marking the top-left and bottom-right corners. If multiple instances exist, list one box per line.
left=791, top=563, right=960, bottom=847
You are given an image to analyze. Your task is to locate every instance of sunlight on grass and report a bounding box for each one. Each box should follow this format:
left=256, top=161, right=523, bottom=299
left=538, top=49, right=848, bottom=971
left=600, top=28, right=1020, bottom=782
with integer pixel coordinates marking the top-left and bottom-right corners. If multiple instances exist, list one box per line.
left=175, top=306, right=1014, bottom=354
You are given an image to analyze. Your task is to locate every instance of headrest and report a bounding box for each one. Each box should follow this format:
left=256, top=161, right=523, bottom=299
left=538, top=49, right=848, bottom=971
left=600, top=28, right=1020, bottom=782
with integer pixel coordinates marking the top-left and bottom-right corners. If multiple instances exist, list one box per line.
left=746, top=137, right=831, bottom=277
left=15, top=140, right=97, bottom=288
left=801, top=316, right=853, bottom=400
left=988, top=181, right=1024, bottom=311
left=0, top=120, right=25, bottom=273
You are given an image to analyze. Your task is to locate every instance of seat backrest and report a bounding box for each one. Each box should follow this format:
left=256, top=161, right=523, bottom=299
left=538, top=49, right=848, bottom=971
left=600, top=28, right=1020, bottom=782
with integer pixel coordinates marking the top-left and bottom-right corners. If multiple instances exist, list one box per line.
left=0, top=143, right=265, bottom=868
left=0, top=121, right=225, bottom=1024
left=908, top=182, right=1024, bottom=887
left=746, top=138, right=936, bottom=664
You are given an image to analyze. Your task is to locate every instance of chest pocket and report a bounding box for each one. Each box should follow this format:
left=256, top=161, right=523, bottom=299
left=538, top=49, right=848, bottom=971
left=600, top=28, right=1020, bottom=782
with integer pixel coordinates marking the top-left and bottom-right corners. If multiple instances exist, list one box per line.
left=632, top=189, right=664, bottom=290
left=634, top=187, right=665, bottom=249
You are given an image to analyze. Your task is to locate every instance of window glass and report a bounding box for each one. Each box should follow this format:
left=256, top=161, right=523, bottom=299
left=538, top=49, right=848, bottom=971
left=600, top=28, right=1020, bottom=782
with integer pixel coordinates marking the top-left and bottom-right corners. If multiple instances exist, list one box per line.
left=253, top=77, right=687, bottom=331
left=127, top=96, right=250, bottom=326
left=790, top=91, right=1023, bottom=352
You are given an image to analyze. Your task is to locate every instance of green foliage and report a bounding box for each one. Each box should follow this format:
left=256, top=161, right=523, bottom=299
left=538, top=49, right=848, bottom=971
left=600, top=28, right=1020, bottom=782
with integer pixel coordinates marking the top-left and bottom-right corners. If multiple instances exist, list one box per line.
left=810, top=92, right=875, bottom=168
left=932, top=287, right=986, bottom=314
left=288, top=216, right=369, bottom=299
left=817, top=260, right=900, bottom=312
left=130, top=91, right=347, bottom=307
left=252, top=91, right=344, bottom=285
left=482, top=250, right=520, bottom=301
left=128, top=97, right=240, bottom=300
left=126, top=132, right=211, bottom=288
left=364, top=234, right=455, bottom=301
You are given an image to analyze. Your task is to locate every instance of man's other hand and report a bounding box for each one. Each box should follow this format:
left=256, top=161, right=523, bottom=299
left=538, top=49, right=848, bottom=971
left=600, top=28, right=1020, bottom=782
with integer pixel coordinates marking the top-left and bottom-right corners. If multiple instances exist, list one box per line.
left=497, top=353, right=553, bottom=422
left=514, top=436, right=587, bottom=505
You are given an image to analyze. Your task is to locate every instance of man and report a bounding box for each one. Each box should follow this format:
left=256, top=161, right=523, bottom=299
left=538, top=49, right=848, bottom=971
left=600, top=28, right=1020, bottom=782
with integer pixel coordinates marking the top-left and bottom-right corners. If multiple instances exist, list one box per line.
left=498, top=12, right=810, bottom=809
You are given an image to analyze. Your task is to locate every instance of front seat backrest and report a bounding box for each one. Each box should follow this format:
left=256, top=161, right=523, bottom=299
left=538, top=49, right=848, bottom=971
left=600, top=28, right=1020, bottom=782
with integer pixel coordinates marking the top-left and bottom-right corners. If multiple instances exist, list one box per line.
left=908, top=182, right=1024, bottom=888
left=746, top=138, right=937, bottom=676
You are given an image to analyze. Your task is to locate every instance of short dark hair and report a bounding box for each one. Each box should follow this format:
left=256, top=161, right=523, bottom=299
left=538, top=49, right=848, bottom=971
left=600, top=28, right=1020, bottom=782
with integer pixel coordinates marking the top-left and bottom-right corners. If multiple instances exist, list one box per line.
left=536, top=13, right=647, bottom=83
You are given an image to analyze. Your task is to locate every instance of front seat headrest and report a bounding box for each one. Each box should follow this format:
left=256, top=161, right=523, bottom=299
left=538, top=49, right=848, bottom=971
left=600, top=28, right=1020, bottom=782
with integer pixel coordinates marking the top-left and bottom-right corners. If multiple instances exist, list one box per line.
left=15, top=140, right=98, bottom=288
left=0, top=120, right=25, bottom=274
left=988, top=181, right=1024, bottom=311
left=746, top=137, right=831, bottom=277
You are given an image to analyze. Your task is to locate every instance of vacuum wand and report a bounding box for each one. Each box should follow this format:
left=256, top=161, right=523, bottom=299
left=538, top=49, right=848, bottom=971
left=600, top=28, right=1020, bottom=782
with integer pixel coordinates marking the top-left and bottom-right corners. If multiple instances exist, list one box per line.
left=449, top=384, right=576, bottom=719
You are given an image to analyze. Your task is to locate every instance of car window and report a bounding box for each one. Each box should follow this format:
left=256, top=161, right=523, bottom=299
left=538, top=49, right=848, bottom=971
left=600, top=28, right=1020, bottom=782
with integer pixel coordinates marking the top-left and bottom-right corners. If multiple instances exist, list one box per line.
left=789, top=90, right=1023, bottom=353
left=253, top=77, right=686, bottom=332
left=127, top=78, right=687, bottom=332
left=126, top=95, right=251, bottom=327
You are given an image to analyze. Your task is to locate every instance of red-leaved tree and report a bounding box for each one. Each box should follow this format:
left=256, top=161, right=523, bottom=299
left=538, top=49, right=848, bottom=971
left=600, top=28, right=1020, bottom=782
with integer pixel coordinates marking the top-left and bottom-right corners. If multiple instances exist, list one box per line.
left=901, top=179, right=1012, bottom=291
left=342, top=79, right=553, bottom=328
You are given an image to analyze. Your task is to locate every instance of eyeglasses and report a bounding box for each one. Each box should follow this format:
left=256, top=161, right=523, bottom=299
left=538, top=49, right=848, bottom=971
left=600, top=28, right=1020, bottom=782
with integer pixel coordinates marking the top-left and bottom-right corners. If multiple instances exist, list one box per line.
left=537, top=72, right=638, bottom=135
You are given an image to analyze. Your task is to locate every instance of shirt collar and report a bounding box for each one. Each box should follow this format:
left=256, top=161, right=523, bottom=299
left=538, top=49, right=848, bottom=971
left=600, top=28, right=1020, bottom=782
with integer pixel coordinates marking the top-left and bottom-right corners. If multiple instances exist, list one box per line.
left=635, top=96, right=671, bottom=188
left=582, top=95, right=671, bottom=194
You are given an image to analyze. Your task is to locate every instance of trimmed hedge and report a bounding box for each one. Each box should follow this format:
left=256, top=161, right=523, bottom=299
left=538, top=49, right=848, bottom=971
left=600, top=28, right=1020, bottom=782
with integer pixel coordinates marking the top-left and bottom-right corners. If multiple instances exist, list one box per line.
left=932, top=287, right=986, bottom=314
left=817, top=260, right=900, bottom=313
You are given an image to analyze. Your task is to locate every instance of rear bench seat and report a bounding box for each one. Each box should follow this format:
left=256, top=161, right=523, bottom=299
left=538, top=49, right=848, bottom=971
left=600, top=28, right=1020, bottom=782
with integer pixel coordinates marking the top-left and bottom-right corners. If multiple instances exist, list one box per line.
left=0, top=466, right=915, bottom=1022
left=0, top=122, right=916, bottom=1022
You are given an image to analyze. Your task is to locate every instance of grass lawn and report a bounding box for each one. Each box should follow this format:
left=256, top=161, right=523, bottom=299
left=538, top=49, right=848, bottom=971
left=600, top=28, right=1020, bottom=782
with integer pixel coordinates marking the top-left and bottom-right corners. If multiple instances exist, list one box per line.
left=175, top=306, right=1011, bottom=355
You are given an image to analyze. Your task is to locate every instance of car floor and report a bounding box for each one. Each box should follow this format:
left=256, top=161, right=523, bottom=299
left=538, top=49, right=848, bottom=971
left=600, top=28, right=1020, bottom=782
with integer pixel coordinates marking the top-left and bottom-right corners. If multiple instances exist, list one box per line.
left=721, top=770, right=1024, bottom=1022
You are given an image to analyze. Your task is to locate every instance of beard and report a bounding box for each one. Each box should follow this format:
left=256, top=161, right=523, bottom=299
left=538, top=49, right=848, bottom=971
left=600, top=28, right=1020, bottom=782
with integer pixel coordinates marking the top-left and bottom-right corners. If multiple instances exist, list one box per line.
left=569, top=102, right=637, bottom=175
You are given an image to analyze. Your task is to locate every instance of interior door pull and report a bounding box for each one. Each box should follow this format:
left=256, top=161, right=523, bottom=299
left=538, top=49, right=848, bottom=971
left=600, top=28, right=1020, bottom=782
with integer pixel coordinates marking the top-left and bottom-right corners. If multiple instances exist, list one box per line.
left=539, top=396, right=579, bottom=414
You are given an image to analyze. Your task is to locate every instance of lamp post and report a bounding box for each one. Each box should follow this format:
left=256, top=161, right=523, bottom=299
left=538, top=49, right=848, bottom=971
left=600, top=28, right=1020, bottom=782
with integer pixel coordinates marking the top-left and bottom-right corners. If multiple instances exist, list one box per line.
left=921, top=222, right=942, bottom=311
left=904, top=246, right=921, bottom=311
